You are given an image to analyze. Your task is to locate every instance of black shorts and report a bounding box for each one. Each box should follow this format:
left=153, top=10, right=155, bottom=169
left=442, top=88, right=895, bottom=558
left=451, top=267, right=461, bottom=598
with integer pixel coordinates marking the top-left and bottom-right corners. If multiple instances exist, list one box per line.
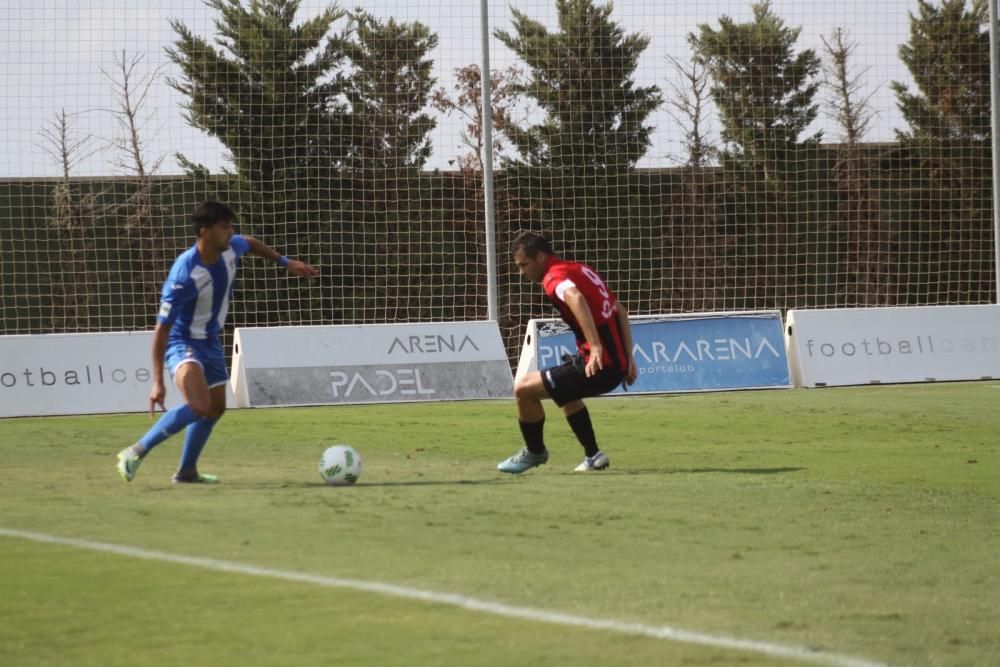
left=540, top=354, right=624, bottom=407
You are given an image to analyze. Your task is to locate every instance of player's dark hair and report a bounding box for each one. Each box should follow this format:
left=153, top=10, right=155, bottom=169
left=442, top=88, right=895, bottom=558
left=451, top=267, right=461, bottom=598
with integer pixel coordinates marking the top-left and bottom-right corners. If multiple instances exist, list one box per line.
left=511, top=231, right=553, bottom=258
left=192, top=201, right=236, bottom=236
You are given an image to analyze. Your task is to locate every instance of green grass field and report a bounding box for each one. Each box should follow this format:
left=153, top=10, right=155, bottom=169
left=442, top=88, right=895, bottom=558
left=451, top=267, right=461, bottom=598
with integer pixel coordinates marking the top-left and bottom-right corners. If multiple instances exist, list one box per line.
left=1, top=383, right=998, bottom=667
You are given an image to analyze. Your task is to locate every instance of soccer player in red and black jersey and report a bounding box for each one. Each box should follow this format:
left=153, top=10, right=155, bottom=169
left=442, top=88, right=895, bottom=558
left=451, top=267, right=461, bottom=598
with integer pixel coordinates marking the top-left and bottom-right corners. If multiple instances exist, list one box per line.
left=498, top=232, right=637, bottom=474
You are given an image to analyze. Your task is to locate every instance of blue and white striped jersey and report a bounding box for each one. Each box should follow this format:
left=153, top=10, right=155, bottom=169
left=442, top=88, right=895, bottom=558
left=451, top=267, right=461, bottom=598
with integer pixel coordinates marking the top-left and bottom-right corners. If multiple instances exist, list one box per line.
left=156, top=234, right=251, bottom=340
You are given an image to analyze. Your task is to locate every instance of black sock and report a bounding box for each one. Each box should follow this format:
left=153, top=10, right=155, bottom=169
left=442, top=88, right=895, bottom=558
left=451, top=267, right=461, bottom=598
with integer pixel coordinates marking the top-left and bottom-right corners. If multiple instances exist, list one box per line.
left=566, top=408, right=599, bottom=458
left=518, top=419, right=546, bottom=454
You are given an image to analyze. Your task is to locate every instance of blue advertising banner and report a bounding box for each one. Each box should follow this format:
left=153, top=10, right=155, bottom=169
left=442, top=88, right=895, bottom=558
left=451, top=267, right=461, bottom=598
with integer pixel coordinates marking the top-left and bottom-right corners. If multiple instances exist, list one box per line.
left=534, top=313, right=791, bottom=394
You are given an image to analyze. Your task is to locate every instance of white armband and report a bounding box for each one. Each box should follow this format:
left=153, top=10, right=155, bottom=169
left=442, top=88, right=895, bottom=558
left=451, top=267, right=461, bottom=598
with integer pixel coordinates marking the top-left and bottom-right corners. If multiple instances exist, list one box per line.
left=554, top=279, right=576, bottom=301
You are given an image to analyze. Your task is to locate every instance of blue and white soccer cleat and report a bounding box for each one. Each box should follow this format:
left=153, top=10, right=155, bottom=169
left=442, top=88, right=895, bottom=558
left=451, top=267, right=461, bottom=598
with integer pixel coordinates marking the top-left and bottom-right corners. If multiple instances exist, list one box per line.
left=497, top=447, right=549, bottom=474
left=573, top=451, right=610, bottom=472
left=116, top=446, right=144, bottom=482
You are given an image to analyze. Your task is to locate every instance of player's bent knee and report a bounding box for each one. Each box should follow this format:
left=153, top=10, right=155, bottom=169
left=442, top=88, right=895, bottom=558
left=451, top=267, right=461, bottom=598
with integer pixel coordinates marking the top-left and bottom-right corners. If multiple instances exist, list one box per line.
left=208, top=387, right=227, bottom=419
left=514, top=380, right=529, bottom=399
left=513, top=378, right=533, bottom=399
left=188, top=400, right=212, bottom=418
left=514, top=376, right=547, bottom=401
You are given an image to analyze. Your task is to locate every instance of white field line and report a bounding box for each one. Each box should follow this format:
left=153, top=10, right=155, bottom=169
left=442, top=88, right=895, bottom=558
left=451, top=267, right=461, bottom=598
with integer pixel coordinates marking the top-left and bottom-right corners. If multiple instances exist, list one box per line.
left=0, top=527, right=893, bottom=667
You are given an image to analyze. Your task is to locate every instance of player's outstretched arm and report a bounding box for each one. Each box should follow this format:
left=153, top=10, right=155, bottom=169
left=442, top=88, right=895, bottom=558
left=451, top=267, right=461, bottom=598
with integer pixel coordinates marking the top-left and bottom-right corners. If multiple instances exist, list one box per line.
left=243, top=235, right=320, bottom=278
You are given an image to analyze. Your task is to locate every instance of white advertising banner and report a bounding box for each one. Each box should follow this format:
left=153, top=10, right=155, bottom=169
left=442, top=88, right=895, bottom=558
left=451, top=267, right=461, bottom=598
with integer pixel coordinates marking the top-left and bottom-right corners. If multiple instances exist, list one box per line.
left=230, top=321, right=513, bottom=407
left=785, top=305, right=1000, bottom=387
left=0, top=331, right=202, bottom=418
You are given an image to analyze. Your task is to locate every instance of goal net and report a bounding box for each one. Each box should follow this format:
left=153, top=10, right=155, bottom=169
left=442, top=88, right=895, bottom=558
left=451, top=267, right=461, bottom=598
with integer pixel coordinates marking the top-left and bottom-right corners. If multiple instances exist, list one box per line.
left=0, top=0, right=993, bottom=360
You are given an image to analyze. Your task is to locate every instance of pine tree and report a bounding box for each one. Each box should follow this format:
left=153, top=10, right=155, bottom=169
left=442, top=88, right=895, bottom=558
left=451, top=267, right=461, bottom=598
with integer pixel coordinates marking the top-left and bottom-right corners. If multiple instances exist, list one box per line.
left=893, top=0, right=990, bottom=145
left=344, top=12, right=438, bottom=177
left=890, top=0, right=992, bottom=304
left=340, top=11, right=441, bottom=322
left=691, top=1, right=821, bottom=182
left=690, top=1, right=822, bottom=309
left=496, top=0, right=661, bottom=173
left=495, top=0, right=662, bottom=312
left=167, top=0, right=351, bottom=324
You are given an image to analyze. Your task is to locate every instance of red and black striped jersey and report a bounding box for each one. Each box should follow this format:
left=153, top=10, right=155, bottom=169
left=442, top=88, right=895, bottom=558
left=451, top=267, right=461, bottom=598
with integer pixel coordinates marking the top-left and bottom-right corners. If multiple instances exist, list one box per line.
left=541, top=256, right=629, bottom=372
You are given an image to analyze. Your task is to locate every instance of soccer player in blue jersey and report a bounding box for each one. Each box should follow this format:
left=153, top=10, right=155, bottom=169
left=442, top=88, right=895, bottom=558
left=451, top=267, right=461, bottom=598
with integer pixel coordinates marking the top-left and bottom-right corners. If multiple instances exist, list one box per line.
left=116, top=201, right=319, bottom=484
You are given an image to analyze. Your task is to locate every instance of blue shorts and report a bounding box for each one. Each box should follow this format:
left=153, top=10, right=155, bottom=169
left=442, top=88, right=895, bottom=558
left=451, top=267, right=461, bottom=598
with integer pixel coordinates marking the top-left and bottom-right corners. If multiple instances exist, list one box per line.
left=165, top=338, right=229, bottom=388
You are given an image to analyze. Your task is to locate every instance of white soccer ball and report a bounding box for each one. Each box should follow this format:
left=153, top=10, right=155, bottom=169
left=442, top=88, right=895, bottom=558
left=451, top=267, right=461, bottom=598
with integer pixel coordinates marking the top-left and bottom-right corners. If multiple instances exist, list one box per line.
left=318, top=445, right=362, bottom=486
